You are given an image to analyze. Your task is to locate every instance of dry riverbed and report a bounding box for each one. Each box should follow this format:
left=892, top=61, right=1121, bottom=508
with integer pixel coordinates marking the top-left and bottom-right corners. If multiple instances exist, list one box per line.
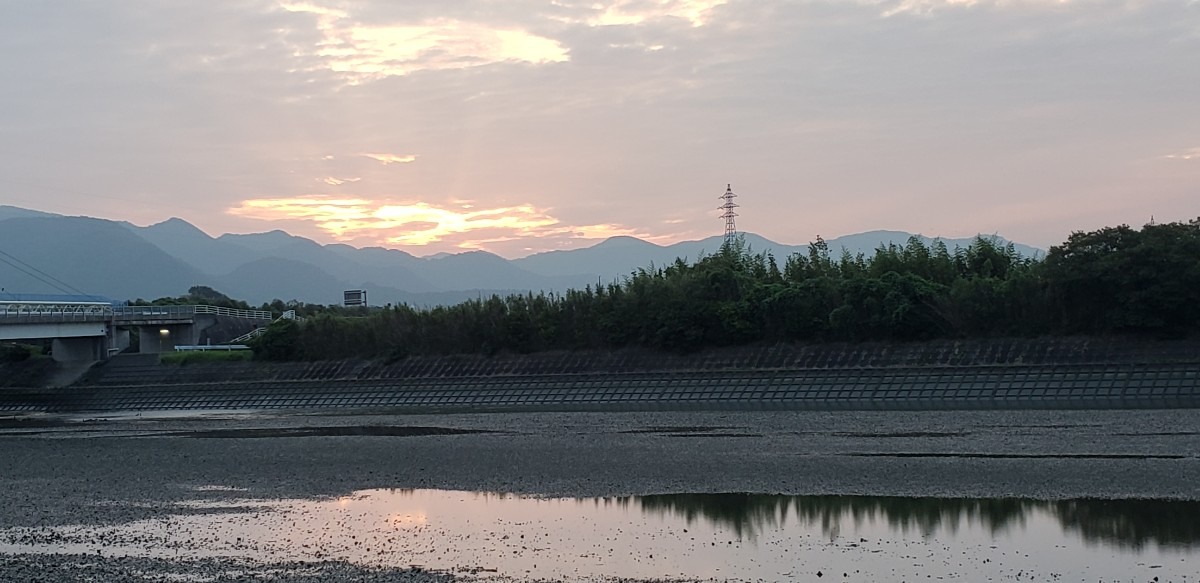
left=0, top=409, right=1198, bottom=581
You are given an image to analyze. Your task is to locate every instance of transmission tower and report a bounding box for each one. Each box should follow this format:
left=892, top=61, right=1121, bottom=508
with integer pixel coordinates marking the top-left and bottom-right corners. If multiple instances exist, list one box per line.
left=719, top=184, right=739, bottom=246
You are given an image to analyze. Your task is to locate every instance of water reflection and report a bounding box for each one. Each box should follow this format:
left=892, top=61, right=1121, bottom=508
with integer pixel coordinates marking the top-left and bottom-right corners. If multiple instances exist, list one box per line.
left=1053, top=499, right=1200, bottom=548
left=618, top=494, right=1200, bottom=548
left=3, top=488, right=1197, bottom=582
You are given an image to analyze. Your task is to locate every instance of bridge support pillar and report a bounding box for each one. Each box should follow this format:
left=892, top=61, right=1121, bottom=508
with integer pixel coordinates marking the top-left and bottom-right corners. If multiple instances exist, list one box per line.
left=110, top=327, right=131, bottom=354
left=51, top=336, right=106, bottom=362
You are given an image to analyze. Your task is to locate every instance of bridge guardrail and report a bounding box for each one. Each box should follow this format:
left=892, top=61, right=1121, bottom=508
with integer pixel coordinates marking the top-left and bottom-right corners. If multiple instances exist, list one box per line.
left=1, top=302, right=273, bottom=326
left=193, top=305, right=272, bottom=320
left=111, top=305, right=272, bottom=321
left=0, top=301, right=114, bottom=322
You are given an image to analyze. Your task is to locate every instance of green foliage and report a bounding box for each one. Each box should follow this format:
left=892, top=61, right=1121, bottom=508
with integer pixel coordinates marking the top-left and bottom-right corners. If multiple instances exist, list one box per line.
left=227, top=221, right=1200, bottom=361
left=0, top=343, right=32, bottom=363
left=131, top=285, right=254, bottom=311
left=249, top=318, right=302, bottom=361
left=1043, top=220, right=1200, bottom=335
left=160, top=350, right=254, bottom=365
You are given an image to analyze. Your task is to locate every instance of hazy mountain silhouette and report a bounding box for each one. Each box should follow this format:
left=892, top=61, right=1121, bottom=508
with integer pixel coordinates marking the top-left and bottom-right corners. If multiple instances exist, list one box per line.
left=0, top=206, right=1046, bottom=305
left=415, top=250, right=581, bottom=292
left=215, top=233, right=567, bottom=293
left=127, top=218, right=257, bottom=276
left=324, top=244, right=436, bottom=293
left=216, top=257, right=357, bottom=305
left=216, top=231, right=434, bottom=291
left=0, top=216, right=206, bottom=300
left=0, top=205, right=59, bottom=222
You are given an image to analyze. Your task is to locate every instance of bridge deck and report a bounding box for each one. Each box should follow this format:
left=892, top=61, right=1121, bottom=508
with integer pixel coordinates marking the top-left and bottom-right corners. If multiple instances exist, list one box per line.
left=1, top=302, right=272, bottom=330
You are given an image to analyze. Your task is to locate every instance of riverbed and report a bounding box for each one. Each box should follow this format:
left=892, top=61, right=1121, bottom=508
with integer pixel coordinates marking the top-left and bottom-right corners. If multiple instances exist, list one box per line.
left=1, top=409, right=1197, bottom=581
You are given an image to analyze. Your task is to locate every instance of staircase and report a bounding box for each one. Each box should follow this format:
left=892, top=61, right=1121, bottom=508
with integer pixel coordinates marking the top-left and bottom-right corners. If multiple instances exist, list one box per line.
left=227, top=310, right=299, bottom=345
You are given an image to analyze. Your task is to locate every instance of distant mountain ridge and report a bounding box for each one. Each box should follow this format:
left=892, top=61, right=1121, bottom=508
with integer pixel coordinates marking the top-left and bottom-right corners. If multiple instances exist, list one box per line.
left=0, top=205, right=1043, bottom=305
left=513, top=230, right=1043, bottom=287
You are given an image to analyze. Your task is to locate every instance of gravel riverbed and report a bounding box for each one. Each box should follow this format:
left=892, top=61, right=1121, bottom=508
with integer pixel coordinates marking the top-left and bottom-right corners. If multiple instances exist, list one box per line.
left=1, top=408, right=1198, bottom=581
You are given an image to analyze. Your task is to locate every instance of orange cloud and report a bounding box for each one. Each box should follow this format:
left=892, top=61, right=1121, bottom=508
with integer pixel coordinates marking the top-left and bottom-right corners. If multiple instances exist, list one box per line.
left=318, top=176, right=361, bottom=185
left=226, top=196, right=646, bottom=253
left=363, top=153, right=417, bottom=165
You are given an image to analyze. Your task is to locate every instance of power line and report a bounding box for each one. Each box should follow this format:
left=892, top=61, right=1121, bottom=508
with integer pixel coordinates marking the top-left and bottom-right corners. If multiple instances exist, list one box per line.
left=0, top=254, right=77, bottom=295
left=0, top=254, right=75, bottom=295
left=0, top=248, right=90, bottom=296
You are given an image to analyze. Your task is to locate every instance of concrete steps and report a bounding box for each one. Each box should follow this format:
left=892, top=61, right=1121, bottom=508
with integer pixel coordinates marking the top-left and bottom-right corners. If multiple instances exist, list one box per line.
left=3, top=362, right=1198, bottom=413
left=6, top=338, right=1199, bottom=413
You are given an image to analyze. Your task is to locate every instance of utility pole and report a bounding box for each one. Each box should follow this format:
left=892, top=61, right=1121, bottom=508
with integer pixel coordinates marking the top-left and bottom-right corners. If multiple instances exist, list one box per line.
left=719, top=184, right=739, bottom=247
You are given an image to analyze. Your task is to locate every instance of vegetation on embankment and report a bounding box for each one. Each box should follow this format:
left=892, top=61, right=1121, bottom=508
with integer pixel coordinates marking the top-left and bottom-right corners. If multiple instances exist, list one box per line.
left=158, top=350, right=254, bottom=366
left=0, top=356, right=54, bottom=388
left=240, top=219, right=1200, bottom=361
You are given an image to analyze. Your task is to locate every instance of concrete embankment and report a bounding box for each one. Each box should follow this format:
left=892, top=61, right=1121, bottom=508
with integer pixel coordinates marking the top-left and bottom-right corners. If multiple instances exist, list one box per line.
left=2, top=337, right=1199, bottom=412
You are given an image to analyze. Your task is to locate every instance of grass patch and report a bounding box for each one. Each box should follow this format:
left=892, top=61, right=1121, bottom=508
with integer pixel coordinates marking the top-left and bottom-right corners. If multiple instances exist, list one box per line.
left=160, top=350, right=254, bottom=365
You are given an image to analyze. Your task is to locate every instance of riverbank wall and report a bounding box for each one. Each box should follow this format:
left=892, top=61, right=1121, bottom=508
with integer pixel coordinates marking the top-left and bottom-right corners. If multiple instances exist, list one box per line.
left=2, top=337, right=1199, bottom=412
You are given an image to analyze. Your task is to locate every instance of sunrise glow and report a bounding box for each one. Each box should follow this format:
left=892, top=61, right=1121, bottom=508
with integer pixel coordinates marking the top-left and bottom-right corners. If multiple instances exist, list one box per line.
left=227, top=196, right=646, bottom=252
left=363, top=153, right=417, bottom=165
left=1165, top=148, right=1200, bottom=161
left=582, top=0, right=728, bottom=27
left=281, top=1, right=568, bottom=82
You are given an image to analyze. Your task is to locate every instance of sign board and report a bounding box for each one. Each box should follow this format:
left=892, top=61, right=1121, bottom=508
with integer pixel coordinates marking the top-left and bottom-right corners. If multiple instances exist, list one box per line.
left=343, top=289, right=367, bottom=306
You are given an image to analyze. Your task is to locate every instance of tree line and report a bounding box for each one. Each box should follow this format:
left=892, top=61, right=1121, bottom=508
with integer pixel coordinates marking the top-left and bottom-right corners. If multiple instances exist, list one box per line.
left=139, top=219, right=1200, bottom=361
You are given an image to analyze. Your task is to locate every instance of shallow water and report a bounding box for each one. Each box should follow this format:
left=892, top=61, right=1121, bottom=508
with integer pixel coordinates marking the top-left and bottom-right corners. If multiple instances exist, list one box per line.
left=2, top=489, right=1196, bottom=582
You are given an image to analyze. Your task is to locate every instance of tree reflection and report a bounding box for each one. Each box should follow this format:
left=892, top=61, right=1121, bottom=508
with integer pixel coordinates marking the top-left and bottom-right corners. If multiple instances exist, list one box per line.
left=617, top=494, right=1200, bottom=548
left=1052, top=499, right=1200, bottom=549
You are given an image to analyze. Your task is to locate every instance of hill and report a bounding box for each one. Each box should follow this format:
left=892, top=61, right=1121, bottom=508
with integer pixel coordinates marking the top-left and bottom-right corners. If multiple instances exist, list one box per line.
left=0, top=206, right=1045, bottom=305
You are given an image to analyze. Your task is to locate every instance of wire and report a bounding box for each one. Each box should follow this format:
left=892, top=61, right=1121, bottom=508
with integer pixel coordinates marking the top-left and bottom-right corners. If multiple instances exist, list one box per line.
left=0, top=255, right=74, bottom=295
left=0, top=249, right=91, bottom=296
left=0, top=254, right=75, bottom=295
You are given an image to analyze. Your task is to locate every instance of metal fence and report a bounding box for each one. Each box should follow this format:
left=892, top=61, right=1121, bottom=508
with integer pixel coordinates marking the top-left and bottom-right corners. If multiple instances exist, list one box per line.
left=0, top=302, right=273, bottom=325
left=0, top=301, right=114, bottom=323
left=111, top=305, right=272, bottom=321
left=192, top=305, right=272, bottom=319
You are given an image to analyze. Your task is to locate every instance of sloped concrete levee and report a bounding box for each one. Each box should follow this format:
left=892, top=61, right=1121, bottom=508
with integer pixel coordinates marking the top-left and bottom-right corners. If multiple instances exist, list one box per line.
left=3, top=338, right=1199, bottom=412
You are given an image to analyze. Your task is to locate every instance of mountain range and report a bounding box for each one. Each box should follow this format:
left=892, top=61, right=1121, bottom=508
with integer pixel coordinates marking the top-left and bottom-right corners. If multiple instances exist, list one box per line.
left=0, top=205, right=1043, bottom=306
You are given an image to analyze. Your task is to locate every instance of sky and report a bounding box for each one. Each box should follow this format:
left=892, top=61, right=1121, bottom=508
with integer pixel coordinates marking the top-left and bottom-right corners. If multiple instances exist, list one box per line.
left=0, top=0, right=1197, bottom=258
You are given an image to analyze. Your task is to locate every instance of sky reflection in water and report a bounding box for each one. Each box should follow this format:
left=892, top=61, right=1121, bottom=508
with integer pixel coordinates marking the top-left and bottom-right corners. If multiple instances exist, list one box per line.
left=2, top=490, right=1196, bottom=582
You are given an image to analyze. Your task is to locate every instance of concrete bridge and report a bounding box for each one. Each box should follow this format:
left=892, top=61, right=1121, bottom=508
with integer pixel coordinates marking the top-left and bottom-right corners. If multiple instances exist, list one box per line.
left=0, top=301, right=272, bottom=361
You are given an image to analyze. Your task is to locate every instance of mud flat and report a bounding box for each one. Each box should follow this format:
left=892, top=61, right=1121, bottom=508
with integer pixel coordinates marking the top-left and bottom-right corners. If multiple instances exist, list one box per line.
left=1, top=408, right=1198, bottom=581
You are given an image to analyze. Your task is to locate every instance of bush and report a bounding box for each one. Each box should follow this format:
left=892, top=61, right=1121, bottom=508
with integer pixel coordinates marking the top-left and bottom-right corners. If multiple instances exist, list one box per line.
left=0, top=343, right=32, bottom=363
left=160, top=350, right=254, bottom=365
left=249, top=318, right=301, bottom=361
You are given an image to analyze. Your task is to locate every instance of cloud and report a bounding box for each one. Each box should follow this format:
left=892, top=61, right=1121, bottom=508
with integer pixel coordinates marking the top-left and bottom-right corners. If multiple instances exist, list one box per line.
left=319, top=176, right=361, bottom=185
left=560, top=0, right=729, bottom=27
left=363, top=153, right=417, bottom=165
left=874, top=0, right=1074, bottom=17
left=1165, top=147, right=1200, bottom=160
left=3, top=0, right=1197, bottom=257
left=226, top=196, right=647, bottom=254
left=279, top=1, right=569, bottom=82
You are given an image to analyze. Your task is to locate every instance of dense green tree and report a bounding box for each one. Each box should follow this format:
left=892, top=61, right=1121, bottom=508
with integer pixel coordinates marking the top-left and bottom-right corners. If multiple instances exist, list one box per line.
left=226, top=221, right=1200, bottom=361
left=1043, top=221, right=1200, bottom=335
left=249, top=318, right=301, bottom=360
